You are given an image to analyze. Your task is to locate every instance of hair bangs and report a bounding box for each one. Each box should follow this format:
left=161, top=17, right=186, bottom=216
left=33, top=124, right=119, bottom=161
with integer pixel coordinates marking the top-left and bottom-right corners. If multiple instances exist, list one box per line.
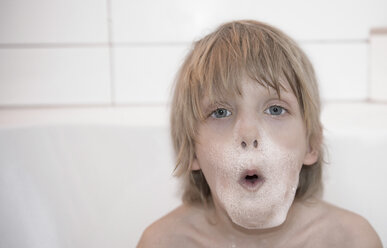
left=189, top=21, right=300, bottom=123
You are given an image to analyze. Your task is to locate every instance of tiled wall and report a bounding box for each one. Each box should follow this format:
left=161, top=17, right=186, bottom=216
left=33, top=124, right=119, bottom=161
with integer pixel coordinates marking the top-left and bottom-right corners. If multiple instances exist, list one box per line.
left=1, top=0, right=386, bottom=107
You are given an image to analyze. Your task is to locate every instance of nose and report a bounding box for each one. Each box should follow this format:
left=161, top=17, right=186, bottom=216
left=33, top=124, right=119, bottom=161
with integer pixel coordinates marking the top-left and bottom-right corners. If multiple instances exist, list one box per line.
left=241, top=139, right=258, bottom=149
left=236, top=114, right=260, bottom=149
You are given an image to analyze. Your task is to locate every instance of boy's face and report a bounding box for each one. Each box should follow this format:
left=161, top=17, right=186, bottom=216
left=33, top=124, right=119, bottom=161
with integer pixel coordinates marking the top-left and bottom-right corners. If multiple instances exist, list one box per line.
left=192, top=77, right=318, bottom=229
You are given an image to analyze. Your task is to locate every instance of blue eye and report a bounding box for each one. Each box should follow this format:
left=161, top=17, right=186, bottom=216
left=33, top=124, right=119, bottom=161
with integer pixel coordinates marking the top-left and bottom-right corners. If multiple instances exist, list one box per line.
left=211, top=108, right=232, bottom=118
left=267, top=105, right=287, bottom=116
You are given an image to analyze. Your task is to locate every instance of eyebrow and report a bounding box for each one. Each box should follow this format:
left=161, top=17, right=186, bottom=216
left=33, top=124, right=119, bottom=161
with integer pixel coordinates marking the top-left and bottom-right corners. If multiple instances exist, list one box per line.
left=202, top=100, right=229, bottom=112
left=264, top=88, right=300, bottom=109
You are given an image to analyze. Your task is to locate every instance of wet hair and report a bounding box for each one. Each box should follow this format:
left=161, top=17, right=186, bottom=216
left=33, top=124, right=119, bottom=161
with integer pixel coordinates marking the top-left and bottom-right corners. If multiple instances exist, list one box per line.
left=170, top=20, right=326, bottom=206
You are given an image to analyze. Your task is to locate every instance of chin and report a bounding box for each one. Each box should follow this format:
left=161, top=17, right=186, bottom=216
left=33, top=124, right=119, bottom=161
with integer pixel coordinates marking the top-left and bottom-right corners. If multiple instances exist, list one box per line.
left=232, top=210, right=288, bottom=230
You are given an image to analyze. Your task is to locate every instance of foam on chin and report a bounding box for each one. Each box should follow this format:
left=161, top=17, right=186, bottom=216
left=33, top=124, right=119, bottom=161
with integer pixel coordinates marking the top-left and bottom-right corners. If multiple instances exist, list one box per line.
left=205, top=130, right=302, bottom=229
left=221, top=178, right=297, bottom=229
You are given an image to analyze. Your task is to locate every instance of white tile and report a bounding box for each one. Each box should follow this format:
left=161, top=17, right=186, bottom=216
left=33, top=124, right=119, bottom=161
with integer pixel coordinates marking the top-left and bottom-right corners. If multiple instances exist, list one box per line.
left=111, top=0, right=387, bottom=43
left=0, top=0, right=108, bottom=43
left=369, top=30, right=387, bottom=101
left=113, top=45, right=189, bottom=104
left=0, top=48, right=111, bottom=106
left=321, top=102, right=387, bottom=132
left=300, top=42, right=368, bottom=101
left=0, top=106, right=169, bottom=128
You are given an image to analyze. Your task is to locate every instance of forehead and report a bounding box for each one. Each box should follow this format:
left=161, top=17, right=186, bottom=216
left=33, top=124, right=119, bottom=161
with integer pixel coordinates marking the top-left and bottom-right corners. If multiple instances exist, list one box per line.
left=202, top=76, right=296, bottom=106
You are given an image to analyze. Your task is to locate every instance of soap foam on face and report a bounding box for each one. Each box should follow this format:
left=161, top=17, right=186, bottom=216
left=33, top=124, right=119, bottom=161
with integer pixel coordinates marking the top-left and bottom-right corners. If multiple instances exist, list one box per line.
left=202, top=129, right=303, bottom=229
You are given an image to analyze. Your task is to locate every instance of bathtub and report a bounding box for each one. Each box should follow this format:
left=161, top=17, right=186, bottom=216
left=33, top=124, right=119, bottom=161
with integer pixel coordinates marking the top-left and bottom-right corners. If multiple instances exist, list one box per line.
left=0, top=103, right=386, bottom=247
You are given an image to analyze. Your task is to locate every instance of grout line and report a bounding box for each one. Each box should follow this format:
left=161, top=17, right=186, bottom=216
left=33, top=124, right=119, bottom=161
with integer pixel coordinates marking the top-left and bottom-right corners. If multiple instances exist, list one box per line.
left=106, top=0, right=115, bottom=106
left=113, top=42, right=191, bottom=47
left=322, top=99, right=387, bottom=104
left=0, top=103, right=168, bottom=110
left=362, top=99, right=387, bottom=104
left=0, top=39, right=369, bottom=49
left=0, top=43, right=109, bottom=49
left=97, top=39, right=370, bottom=47
left=366, top=38, right=372, bottom=101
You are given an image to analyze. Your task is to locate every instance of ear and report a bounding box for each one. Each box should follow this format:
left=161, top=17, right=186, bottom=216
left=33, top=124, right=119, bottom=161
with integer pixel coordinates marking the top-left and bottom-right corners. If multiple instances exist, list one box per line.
left=303, top=143, right=319, bottom=166
left=191, top=154, right=201, bottom=171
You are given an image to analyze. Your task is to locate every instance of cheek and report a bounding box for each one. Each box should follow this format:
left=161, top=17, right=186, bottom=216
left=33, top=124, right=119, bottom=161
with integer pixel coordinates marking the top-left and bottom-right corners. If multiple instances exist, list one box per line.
left=195, top=136, right=234, bottom=189
left=259, top=123, right=307, bottom=178
left=265, top=120, right=307, bottom=153
left=195, top=144, right=222, bottom=188
left=196, top=122, right=232, bottom=167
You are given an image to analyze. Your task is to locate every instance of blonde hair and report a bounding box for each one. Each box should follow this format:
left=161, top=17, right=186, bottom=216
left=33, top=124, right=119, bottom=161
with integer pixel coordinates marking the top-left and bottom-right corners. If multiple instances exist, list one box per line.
left=170, top=20, right=325, bottom=206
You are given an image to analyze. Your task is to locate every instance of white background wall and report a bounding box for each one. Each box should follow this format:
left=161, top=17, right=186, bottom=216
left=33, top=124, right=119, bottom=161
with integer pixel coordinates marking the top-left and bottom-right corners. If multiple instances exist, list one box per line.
left=0, top=0, right=387, bottom=247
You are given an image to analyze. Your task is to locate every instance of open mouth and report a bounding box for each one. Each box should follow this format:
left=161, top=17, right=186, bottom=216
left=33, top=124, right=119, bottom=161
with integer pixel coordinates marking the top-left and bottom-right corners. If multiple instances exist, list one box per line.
left=239, top=169, right=264, bottom=191
left=245, top=174, right=259, bottom=184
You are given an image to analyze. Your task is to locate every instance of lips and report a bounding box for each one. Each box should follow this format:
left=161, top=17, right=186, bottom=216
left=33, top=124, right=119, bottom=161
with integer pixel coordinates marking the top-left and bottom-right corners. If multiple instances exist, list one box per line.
left=238, top=169, right=265, bottom=191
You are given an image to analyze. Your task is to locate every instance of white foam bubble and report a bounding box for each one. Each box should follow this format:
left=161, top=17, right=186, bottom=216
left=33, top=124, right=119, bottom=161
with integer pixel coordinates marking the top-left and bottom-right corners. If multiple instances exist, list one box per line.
left=205, top=128, right=303, bottom=229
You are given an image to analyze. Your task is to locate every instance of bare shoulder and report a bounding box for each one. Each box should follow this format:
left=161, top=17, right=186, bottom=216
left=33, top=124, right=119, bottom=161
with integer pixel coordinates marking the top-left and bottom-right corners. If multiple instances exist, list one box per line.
left=328, top=202, right=382, bottom=247
left=136, top=204, right=204, bottom=248
left=300, top=199, right=383, bottom=248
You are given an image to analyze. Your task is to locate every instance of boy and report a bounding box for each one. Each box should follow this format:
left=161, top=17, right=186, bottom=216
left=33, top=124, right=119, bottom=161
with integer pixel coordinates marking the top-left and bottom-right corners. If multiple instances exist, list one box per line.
left=138, top=20, right=382, bottom=247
